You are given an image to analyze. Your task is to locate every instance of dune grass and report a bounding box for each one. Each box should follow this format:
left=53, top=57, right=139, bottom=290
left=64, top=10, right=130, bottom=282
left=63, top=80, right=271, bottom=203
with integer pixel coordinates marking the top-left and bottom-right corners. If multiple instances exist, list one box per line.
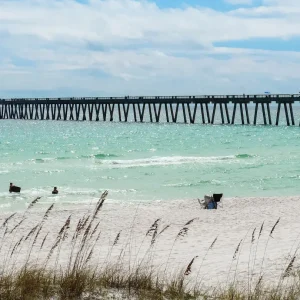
left=0, top=192, right=299, bottom=299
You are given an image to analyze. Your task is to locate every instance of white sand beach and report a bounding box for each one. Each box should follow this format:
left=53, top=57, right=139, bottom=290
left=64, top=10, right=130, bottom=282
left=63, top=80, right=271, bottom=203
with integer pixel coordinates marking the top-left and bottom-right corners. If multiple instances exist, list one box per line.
left=0, top=195, right=299, bottom=289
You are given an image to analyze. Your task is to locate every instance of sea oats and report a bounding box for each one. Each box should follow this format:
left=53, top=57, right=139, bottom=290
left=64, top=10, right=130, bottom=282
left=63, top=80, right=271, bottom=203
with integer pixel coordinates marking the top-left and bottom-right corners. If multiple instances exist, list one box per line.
left=42, top=204, right=54, bottom=222
left=10, top=236, right=24, bottom=257
left=184, top=218, right=197, bottom=226
left=2, top=213, right=16, bottom=227
left=184, top=256, right=198, bottom=276
left=146, top=219, right=160, bottom=236
left=283, top=256, right=296, bottom=278
left=10, top=218, right=25, bottom=234
left=233, top=239, right=243, bottom=259
left=158, top=225, right=170, bottom=236
left=40, top=232, right=49, bottom=250
left=270, top=218, right=280, bottom=238
left=28, top=197, right=41, bottom=210
left=258, top=221, right=264, bottom=240
left=177, top=227, right=189, bottom=239
left=25, top=224, right=39, bottom=241
left=113, top=231, right=121, bottom=246
left=209, top=237, right=218, bottom=250
left=251, top=228, right=256, bottom=244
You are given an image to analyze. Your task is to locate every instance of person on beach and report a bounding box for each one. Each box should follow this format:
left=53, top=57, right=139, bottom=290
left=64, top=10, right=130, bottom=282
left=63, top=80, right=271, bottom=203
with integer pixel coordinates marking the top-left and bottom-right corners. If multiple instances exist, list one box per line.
left=9, top=183, right=21, bottom=193
left=52, top=187, right=58, bottom=194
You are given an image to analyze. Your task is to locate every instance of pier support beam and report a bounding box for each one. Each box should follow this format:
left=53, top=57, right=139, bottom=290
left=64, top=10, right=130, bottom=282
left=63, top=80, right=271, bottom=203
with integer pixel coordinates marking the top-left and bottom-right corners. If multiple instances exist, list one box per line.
left=182, top=103, right=187, bottom=123
left=88, top=104, right=94, bottom=121
left=148, top=103, right=153, bottom=122
left=187, top=103, right=197, bottom=124
left=240, top=103, right=244, bottom=124
left=108, top=104, right=115, bottom=121
left=289, top=103, right=295, bottom=125
left=225, top=104, right=230, bottom=124
left=284, top=103, right=290, bottom=126
left=56, top=104, right=62, bottom=120
left=170, top=104, right=179, bottom=123
left=63, top=104, right=69, bottom=121
left=205, top=103, right=210, bottom=124
left=153, top=104, right=162, bottom=122
left=138, top=103, right=146, bottom=122
left=211, top=103, right=229, bottom=124
left=276, top=102, right=294, bottom=126
left=123, top=104, right=130, bottom=122
left=164, top=103, right=169, bottom=123
left=95, top=104, right=100, bottom=121
left=69, top=104, right=75, bottom=120
left=200, top=104, right=205, bottom=124
left=102, top=104, right=108, bottom=121
left=45, top=104, right=50, bottom=120
left=34, top=103, right=39, bottom=120
left=245, top=104, right=250, bottom=124
left=75, top=104, right=80, bottom=121
left=82, top=104, right=87, bottom=121
left=117, top=104, right=122, bottom=121
left=254, top=102, right=272, bottom=125
left=133, top=104, right=137, bottom=122
left=267, top=103, right=272, bottom=125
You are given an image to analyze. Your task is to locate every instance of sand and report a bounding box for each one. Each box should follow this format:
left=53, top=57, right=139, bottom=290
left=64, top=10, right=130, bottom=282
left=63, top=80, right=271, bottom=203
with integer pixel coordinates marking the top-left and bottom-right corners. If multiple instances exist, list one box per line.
left=0, top=195, right=299, bottom=288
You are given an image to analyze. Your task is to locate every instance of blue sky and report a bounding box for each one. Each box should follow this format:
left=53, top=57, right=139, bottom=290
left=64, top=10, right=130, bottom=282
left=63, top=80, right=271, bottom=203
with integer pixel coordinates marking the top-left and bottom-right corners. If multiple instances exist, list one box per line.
left=1, top=0, right=300, bottom=97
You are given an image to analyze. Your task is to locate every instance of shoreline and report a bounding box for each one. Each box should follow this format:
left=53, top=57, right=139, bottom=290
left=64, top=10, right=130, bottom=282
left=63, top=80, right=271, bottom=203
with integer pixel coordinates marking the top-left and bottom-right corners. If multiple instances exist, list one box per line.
left=2, top=193, right=300, bottom=211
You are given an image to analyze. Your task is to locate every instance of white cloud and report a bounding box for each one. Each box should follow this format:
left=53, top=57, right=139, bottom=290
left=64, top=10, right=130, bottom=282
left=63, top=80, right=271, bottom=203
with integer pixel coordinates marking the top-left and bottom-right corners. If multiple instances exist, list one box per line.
left=1, top=0, right=300, bottom=45
left=263, top=0, right=300, bottom=6
left=0, top=0, right=300, bottom=96
left=225, top=0, right=253, bottom=5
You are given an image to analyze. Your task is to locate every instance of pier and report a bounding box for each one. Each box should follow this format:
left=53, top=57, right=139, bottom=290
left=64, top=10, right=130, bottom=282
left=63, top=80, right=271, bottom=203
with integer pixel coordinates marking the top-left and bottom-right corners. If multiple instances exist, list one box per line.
left=0, top=94, right=300, bottom=125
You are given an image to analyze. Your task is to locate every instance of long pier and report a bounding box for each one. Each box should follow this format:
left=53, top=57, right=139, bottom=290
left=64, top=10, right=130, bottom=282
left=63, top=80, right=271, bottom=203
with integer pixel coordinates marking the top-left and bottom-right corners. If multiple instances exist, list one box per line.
left=0, top=94, right=300, bottom=126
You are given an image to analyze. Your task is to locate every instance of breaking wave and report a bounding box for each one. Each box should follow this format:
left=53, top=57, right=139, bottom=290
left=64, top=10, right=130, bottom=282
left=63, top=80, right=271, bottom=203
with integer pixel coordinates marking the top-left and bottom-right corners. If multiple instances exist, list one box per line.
left=98, top=155, right=241, bottom=168
left=29, top=153, right=119, bottom=163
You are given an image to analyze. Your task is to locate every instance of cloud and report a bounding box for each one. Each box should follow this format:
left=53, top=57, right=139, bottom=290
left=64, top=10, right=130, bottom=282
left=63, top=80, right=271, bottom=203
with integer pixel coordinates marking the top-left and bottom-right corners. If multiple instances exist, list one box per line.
left=0, top=0, right=300, bottom=96
left=225, top=0, right=253, bottom=5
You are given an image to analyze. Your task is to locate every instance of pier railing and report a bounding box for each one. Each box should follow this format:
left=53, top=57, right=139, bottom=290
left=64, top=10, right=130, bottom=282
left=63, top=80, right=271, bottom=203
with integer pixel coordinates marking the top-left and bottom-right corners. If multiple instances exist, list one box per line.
left=0, top=94, right=299, bottom=125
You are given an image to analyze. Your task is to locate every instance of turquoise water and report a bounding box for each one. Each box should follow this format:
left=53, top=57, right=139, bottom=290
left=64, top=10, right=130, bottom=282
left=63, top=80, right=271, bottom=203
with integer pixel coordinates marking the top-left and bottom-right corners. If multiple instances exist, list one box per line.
left=1, top=118, right=300, bottom=211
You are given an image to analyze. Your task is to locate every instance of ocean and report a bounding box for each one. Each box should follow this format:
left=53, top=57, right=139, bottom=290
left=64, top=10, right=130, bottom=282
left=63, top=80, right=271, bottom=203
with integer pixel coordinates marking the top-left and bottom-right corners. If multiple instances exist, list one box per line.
left=1, top=106, right=300, bottom=212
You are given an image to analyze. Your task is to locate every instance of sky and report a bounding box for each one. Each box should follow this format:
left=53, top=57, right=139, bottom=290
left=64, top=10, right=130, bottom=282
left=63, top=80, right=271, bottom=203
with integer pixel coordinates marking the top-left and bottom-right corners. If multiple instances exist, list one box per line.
left=1, top=0, right=300, bottom=97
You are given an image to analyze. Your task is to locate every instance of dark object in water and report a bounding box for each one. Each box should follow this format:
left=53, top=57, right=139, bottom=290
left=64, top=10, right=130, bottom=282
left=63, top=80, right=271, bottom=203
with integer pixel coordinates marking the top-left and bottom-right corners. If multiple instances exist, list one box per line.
left=213, top=194, right=223, bottom=202
left=10, top=186, right=21, bottom=193
left=52, top=187, right=58, bottom=194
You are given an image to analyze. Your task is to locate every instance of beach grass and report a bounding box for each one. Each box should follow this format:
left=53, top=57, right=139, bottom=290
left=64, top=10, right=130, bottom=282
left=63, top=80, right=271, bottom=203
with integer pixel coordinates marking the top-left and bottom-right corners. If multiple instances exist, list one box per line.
left=0, top=192, right=299, bottom=299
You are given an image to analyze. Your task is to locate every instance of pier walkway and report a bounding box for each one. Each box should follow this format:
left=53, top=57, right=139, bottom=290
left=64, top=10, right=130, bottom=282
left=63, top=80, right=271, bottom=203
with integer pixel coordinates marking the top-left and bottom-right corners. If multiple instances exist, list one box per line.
left=1, top=94, right=300, bottom=126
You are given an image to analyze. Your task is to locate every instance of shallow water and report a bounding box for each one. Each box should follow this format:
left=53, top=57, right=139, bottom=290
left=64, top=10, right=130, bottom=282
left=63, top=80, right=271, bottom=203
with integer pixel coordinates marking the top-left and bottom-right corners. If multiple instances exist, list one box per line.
left=1, top=110, right=300, bottom=211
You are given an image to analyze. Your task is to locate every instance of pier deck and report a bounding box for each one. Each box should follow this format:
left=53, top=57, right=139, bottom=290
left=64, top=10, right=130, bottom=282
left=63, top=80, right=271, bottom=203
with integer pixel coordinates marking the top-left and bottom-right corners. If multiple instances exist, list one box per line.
left=1, top=94, right=299, bottom=125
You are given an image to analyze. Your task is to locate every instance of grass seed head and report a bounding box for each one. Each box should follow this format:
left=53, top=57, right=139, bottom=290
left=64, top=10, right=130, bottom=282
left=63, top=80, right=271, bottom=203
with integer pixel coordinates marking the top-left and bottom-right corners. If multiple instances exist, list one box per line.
left=184, top=256, right=198, bottom=276
left=28, top=197, right=41, bottom=210
left=270, top=218, right=280, bottom=238
left=233, top=239, right=243, bottom=259
left=2, top=212, right=16, bottom=227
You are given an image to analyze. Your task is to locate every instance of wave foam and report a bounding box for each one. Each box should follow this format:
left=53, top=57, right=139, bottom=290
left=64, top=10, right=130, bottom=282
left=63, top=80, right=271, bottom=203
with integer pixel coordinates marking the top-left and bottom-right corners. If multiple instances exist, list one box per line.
left=98, top=155, right=237, bottom=168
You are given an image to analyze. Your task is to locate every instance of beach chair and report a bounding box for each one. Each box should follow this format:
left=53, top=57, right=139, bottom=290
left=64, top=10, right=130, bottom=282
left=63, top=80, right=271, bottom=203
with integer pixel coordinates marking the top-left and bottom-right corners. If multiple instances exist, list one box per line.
left=198, top=195, right=213, bottom=209
left=213, top=194, right=223, bottom=202
left=212, top=194, right=223, bottom=209
left=198, top=194, right=222, bottom=210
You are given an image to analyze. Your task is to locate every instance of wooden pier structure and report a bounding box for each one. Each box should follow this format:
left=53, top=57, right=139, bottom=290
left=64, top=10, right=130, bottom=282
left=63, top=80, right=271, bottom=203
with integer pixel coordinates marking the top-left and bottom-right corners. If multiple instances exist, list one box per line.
left=0, top=94, right=300, bottom=126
